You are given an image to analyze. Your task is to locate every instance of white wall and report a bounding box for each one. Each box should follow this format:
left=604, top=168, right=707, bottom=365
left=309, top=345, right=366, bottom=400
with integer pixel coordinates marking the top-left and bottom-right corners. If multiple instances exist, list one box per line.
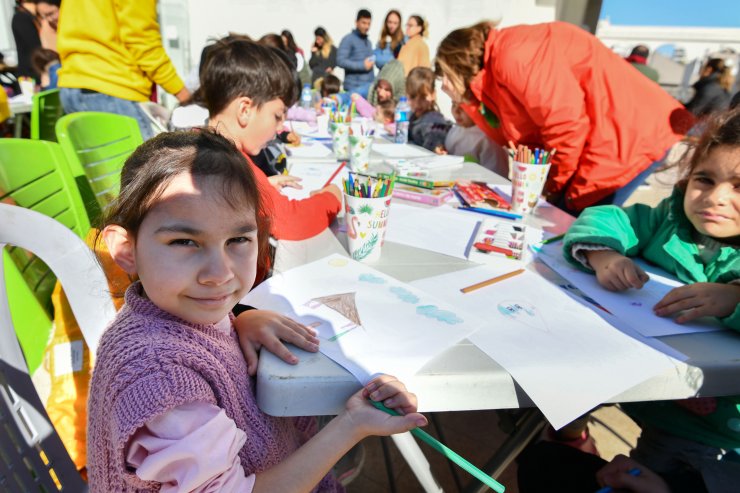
left=181, top=0, right=556, bottom=71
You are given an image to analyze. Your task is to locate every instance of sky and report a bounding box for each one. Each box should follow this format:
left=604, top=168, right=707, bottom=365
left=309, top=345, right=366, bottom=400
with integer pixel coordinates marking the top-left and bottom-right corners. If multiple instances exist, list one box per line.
left=600, top=0, right=740, bottom=28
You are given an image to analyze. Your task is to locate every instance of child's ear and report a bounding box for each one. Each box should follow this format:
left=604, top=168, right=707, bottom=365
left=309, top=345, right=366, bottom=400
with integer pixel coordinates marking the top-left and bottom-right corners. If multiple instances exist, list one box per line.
left=103, top=225, right=137, bottom=275
left=237, top=96, right=254, bottom=127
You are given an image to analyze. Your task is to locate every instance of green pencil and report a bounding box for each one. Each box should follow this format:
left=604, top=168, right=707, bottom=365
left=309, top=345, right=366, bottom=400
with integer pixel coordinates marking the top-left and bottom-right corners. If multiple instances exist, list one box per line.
left=541, top=233, right=565, bottom=245
left=369, top=400, right=506, bottom=493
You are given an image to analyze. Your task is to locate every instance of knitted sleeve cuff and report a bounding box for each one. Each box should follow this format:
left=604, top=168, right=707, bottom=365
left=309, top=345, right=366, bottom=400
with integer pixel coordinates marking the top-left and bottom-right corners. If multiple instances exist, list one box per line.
left=571, top=243, right=615, bottom=270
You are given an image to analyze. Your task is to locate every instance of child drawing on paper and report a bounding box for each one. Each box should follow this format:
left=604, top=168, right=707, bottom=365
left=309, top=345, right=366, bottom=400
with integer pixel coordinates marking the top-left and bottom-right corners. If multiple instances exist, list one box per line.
left=89, top=131, right=427, bottom=491
left=564, top=109, right=740, bottom=329
left=547, top=109, right=740, bottom=491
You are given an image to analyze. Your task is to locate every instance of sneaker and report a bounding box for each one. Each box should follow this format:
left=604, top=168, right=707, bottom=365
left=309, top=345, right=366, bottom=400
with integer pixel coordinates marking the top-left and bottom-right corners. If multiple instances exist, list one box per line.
left=333, top=441, right=367, bottom=486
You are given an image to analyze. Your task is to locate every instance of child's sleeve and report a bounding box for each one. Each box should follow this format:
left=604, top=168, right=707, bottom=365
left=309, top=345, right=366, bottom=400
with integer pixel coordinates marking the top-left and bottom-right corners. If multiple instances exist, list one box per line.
left=127, top=402, right=256, bottom=492
left=254, top=163, right=340, bottom=241
left=563, top=198, right=670, bottom=270
left=352, top=95, right=376, bottom=118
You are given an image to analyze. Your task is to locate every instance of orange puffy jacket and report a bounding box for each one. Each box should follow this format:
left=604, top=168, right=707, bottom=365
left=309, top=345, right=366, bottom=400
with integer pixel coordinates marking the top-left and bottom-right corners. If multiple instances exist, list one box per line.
left=461, top=22, right=693, bottom=211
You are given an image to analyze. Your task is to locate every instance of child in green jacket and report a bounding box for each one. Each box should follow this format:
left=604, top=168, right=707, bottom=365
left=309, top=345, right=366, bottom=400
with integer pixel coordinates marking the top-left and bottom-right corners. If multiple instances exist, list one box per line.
left=556, top=109, right=740, bottom=492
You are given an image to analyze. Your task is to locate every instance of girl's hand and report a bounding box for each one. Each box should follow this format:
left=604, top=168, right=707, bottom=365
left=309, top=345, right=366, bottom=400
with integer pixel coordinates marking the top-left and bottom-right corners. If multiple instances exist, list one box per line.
left=434, top=145, right=447, bottom=155
left=285, top=132, right=301, bottom=146
left=343, top=375, right=427, bottom=439
left=586, top=250, right=649, bottom=291
left=654, top=282, right=740, bottom=323
left=268, top=174, right=303, bottom=191
left=596, top=455, right=670, bottom=493
left=310, top=183, right=342, bottom=203
left=234, top=310, right=320, bottom=375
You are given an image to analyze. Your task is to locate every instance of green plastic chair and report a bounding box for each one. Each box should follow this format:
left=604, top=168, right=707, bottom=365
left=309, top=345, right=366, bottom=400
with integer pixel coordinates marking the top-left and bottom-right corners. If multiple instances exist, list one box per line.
left=56, top=112, right=143, bottom=215
left=0, top=139, right=91, bottom=373
left=31, top=88, right=64, bottom=142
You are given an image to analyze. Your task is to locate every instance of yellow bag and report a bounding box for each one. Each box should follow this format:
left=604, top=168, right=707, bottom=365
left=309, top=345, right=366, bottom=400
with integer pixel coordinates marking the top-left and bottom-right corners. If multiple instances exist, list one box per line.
left=43, top=230, right=130, bottom=470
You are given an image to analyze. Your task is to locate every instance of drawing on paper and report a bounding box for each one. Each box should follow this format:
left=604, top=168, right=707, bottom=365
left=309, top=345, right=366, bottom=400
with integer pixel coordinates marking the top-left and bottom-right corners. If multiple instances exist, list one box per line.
left=497, top=300, right=548, bottom=331
left=390, top=286, right=420, bottom=304
left=416, top=305, right=464, bottom=325
left=359, top=273, right=386, bottom=284
left=306, top=292, right=363, bottom=341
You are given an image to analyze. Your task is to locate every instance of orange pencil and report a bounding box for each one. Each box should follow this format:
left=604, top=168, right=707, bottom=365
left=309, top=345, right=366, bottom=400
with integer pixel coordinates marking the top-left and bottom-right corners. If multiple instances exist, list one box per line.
left=460, top=268, right=526, bottom=294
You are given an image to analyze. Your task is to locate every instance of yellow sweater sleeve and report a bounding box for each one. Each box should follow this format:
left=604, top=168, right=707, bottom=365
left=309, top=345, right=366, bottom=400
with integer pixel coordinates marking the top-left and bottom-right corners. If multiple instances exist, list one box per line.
left=114, top=0, right=183, bottom=95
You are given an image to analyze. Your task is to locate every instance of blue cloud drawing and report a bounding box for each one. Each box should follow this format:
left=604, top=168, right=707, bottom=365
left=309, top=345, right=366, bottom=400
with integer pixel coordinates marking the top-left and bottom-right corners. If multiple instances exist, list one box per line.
left=390, top=286, right=420, bottom=304
left=416, top=305, right=463, bottom=325
left=359, top=273, right=386, bottom=284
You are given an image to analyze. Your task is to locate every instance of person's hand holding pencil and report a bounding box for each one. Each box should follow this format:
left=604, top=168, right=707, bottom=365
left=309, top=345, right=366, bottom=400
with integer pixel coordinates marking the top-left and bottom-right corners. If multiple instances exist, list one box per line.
left=596, top=455, right=666, bottom=493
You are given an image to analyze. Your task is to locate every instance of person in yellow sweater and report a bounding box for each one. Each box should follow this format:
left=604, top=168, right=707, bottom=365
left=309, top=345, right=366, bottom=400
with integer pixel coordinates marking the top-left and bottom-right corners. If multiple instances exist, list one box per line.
left=56, top=0, right=190, bottom=139
left=397, top=15, right=430, bottom=76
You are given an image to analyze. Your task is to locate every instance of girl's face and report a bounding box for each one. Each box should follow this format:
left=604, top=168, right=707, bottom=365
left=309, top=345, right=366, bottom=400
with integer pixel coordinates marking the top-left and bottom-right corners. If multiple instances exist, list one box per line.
left=386, top=13, right=400, bottom=35
left=441, top=74, right=463, bottom=103
left=409, top=92, right=433, bottom=117
left=240, top=98, right=287, bottom=155
left=406, top=18, right=422, bottom=38
left=683, top=145, right=740, bottom=241
left=376, top=84, right=392, bottom=103
left=37, top=2, right=59, bottom=30
left=315, top=36, right=324, bottom=47
left=115, top=172, right=259, bottom=325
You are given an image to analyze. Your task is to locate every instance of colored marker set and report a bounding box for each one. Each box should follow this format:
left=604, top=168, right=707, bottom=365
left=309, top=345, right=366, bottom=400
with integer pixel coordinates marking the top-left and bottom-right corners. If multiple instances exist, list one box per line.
left=469, top=220, right=528, bottom=262
left=343, top=171, right=396, bottom=198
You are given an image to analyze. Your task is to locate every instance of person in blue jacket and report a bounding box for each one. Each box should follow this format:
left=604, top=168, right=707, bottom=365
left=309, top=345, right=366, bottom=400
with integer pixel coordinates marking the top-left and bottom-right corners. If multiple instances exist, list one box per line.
left=337, top=9, right=374, bottom=99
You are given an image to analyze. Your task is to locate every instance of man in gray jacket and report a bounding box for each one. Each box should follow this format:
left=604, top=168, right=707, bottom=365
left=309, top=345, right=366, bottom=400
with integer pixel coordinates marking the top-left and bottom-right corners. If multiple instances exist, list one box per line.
left=337, top=9, right=374, bottom=98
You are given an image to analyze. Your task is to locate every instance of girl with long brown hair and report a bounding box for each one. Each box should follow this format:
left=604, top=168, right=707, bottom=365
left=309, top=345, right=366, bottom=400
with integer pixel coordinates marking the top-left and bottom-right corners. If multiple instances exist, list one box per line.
left=373, top=9, right=404, bottom=69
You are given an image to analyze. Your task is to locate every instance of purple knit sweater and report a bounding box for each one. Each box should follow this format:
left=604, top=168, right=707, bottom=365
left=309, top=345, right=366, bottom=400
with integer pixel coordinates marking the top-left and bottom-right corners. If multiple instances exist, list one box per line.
left=87, top=282, right=343, bottom=492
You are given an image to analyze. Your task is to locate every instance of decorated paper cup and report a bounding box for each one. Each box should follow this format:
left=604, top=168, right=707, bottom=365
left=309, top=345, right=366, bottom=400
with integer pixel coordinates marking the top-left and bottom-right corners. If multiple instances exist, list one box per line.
left=348, top=135, right=373, bottom=172
left=510, top=161, right=551, bottom=214
left=329, top=121, right=350, bottom=160
left=344, top=194, right=392, bottom=262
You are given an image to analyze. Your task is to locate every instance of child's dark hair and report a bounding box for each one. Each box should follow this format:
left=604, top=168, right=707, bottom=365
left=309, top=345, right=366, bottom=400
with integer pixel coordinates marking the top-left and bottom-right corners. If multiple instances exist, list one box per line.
left=201, top=38, right=297, bottom=116
left=406, top=67, right=438, bottom=112
left=321, top=74, right=341, bottom=97
left=31, top=47, right=58, bottom=76
left=281, top=30, right=299, bottom=54
left=100, top=130, right=272, bottom=275
left=678, top=108, right=740, bottom=190
left=377, top=99, right=395, bottom=122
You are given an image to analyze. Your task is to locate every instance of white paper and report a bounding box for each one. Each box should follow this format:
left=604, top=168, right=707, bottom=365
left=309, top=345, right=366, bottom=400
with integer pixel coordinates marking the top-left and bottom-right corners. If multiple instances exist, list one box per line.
left=373, top=143, right=433, bottom=158
left=384, top=203, right=480, bottom=259
left=411, top=265, right=676, bottom=429
left=282, top=162, right=347, bottom=200
left=536, top=243, right=724, bottom=337
left=242, top=254, right=482, bottom=383
left=287, top=143, right=333, bottom=159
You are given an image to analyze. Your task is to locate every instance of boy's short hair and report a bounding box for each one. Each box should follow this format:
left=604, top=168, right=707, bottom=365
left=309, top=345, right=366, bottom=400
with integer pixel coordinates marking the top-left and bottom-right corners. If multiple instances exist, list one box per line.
left=357, top=9, right=371, bottom=21
left=31, top=47, right=59, bottom=76
left=201, top=38, right=297, bottom=116
left=321, top=74, right=342, bottom=97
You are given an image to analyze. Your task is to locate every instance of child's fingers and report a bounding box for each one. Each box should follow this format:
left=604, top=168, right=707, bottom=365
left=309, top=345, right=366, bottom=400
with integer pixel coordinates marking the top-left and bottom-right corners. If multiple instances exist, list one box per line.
left=242, top=340, right=259, bottom=376
left=624, top=266, right=648, bottom=289
left=386, top=412, right=428, bottom=433
left=276, top=323, right=320, bottom=352
left=654, top=286, right=696, bottom=314
left=260, top=336, right=300, bottom=365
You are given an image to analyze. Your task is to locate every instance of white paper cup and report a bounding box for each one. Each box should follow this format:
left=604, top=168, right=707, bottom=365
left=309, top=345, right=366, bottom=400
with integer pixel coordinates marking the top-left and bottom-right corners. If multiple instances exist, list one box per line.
left=344, top=194, right=392, bottom=262
left=348, top=135, right=373, bottom=172
left=19, top=78, right=35, bottom=97
left=329, top=122, right=350, bottom=160
left=510, top=161, right=551, bottom=214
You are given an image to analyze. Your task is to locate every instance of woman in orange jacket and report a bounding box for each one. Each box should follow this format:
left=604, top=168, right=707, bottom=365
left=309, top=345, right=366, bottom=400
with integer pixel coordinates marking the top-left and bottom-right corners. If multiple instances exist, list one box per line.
left=435, top=21, right=694, bottom=213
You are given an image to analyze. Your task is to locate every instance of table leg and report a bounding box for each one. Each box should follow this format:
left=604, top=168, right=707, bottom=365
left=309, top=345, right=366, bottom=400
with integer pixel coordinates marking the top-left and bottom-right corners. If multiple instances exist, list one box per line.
left=390, top=431, right=444, bottom=493
left=13, top=114, right=25, bottom=139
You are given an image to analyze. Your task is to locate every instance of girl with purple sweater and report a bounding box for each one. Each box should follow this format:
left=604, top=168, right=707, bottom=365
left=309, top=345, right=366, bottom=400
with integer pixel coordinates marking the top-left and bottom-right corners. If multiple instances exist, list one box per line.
left=88, top=130, right=427, bottom=491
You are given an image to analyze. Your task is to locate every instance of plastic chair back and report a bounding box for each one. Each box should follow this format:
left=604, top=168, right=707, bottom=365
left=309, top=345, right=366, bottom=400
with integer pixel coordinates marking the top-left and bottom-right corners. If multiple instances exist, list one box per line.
left=0, top=139, right=91, bottom=372
left=31, top=88, right=64, bottom=142
left=0, top=203, right=115, bottom=492
left=56, top=112, right=143, bottom=212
